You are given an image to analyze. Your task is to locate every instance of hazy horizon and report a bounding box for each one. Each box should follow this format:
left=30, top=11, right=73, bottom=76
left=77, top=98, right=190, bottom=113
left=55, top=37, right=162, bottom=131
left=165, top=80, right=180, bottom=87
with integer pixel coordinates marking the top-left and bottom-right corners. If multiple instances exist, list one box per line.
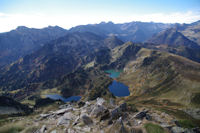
left=0, top=0, right=200, bottom=32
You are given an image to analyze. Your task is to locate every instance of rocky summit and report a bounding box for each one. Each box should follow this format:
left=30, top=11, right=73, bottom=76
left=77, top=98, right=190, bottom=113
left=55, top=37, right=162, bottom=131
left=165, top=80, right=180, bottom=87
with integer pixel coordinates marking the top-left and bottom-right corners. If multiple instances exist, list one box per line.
left=2, top=98, right=199, bottom=133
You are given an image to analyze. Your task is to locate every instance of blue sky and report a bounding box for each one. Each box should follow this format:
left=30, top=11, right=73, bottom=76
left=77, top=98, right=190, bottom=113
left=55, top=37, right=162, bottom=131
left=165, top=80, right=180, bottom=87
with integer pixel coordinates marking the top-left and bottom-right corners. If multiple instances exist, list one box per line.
left=0, top=0, right=200, bottom=32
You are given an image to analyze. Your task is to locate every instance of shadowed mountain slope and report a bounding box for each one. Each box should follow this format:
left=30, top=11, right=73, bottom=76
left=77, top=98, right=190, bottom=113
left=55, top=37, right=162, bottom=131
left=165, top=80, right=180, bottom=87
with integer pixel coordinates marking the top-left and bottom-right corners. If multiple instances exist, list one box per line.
left=0, top=32, right=122, bottom=100
left=0, top=26, right=68, bottom=67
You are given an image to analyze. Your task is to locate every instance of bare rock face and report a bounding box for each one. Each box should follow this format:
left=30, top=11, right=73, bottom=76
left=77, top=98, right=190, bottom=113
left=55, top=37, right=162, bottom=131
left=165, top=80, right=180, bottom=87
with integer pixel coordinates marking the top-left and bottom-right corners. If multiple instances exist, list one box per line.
left=82, top=115, right=93, bottom=125
left=54, top=107, right=73, bottom=115
left=57, top=112, right=76, bottom=126
left=90, top=104, right=105, bottom=117
left=108, top=117, right=128, bottom=133
left=100, top=109, right=110, bottom=121
left=171, top=126, right=187, bottom=133
left=134, top=110, right=149, bottom=119
left=50, top=130, right=57, bottom=133
left=96, top=97, right=105, bottom=106
left=171, top=127, right=200, bottom=133
left=57, top=116, right=70, bottom=126
left=40, top=125, right=47, bottom=133
left=111, top=103, right=127, bottom=119
left=184, top=108, right=200, bottom=119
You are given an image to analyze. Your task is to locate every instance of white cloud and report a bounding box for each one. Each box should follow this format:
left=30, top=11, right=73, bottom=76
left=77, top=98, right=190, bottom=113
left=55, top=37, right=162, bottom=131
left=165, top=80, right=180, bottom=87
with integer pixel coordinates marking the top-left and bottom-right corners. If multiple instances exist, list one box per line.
left=0, top=11, right=200, bottom=33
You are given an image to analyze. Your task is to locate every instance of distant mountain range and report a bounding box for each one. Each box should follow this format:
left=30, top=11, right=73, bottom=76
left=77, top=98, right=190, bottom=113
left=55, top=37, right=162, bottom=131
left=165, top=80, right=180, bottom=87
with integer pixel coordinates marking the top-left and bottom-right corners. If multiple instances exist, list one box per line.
left=0, top=26, right=68, bottom=67
left=69, top=21, right=173, bottom=42
left=1, top=20, right=200, bottom=68
left=0, top=21, right=172, bottom=68
left=0, top=20, right=200, bottom=109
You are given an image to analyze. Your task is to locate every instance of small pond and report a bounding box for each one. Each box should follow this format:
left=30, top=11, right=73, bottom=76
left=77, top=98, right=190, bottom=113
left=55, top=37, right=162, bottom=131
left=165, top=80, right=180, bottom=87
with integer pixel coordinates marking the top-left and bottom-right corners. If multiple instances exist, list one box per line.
left=105, top=69, right=122, bottom=78
left=45, top=94, right=81, bottom=102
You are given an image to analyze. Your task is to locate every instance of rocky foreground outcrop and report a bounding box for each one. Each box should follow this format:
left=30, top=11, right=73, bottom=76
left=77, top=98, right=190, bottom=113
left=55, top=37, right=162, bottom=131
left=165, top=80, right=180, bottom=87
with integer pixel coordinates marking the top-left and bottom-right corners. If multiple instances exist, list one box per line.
left=26, top=98, right=200, bottom=133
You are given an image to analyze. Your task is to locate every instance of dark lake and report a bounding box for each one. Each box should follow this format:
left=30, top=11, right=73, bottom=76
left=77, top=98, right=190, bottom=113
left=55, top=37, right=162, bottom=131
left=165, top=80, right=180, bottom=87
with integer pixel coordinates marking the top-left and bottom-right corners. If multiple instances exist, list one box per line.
left=105, top=69, right=130, bottom=97
left=108, top=80, right=130, bottom=97
left=45, top=94, right=81, bottom=102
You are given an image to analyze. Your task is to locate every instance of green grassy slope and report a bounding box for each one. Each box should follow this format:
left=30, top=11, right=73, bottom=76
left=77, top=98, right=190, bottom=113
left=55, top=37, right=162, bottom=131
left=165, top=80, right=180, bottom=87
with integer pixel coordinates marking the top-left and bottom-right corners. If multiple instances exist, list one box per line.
left=117, top=48, right=200, bottom=108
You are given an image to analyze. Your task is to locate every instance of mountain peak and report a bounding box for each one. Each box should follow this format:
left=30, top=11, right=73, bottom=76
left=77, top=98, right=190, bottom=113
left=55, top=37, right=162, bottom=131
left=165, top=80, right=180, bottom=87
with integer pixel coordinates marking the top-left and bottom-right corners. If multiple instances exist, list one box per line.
left=99, top=21, right=114, bottom=25
left=104, top=35, right=124, bottom=48
left=147, top=28, right=199, bottom=48
left=16, top=26, right=29, bottom=31
left=46, top=25, right=64, bottom=30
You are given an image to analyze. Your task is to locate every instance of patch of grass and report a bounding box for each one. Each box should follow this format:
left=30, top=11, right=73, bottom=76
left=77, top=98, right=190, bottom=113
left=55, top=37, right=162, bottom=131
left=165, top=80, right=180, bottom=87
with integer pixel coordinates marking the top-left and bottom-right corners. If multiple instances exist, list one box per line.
left=21, top=126, right=38, bottom=133
left=21, top=99, right=35, bottom=106
left=127, top=102, right=138, bottom=112
left=161, top=99, right=182, bottom=107
left=140, top=99, right=162, bottom=106
left=155, top=107, right=192, bottom=120
left=178, top=119, right=196, bottom=128
left=40, top=88, right=61, bottom=96
left=154, top=107, right=200, bottom=127
left=0, top=123, right=24, bottom=133
left=0, top=119, right=8, bottom=126
left=144, top=123, right=166, bottom=133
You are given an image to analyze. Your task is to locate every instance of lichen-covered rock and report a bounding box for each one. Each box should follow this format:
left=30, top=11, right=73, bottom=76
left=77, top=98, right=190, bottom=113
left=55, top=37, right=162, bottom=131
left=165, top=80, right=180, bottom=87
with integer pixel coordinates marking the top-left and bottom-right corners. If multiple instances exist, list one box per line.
left=57, top=112, right=76, bottom=126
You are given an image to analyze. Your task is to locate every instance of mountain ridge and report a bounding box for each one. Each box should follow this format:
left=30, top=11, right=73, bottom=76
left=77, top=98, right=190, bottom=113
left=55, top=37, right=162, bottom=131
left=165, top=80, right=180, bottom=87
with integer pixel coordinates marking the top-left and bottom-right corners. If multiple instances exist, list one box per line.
left=0, top=25, right=68, bottom=67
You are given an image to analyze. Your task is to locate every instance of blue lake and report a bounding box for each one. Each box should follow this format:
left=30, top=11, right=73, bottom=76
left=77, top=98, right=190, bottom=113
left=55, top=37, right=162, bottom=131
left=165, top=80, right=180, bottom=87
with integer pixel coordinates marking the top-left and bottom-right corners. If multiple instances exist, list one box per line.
left=108, top=80, right=130, bottom=97
left=45, top=94, right=81, bottom=102
left=105, top=69, right=130, bottom=97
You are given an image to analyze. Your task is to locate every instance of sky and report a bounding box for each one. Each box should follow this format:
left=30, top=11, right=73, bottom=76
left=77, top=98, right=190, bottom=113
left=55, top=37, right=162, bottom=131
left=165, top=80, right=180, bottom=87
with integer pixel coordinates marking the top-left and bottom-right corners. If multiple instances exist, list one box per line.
left=0, top=0, right=200, bottom=32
